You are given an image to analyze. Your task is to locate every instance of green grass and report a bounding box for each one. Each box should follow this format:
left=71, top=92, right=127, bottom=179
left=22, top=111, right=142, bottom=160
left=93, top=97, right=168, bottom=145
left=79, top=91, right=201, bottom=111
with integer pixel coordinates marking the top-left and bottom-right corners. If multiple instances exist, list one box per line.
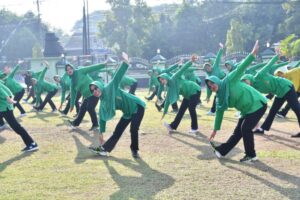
left=0, top=90, right=299, bottom=200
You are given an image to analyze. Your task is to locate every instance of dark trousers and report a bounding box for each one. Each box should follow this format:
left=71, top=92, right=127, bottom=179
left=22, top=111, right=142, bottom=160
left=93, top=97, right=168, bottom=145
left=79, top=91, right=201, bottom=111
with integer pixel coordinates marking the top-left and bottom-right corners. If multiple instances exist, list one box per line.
left=160, top=100, right=178, bottom=111
left=63, top=92, right=81, bottom=114
left=0, top=109, right=34, bottom=146
left=14, top=89, right=26, bottom=114
left=216, top=104, right=267, bottom=157
left=261, top=86, right=300, bottom=131
left=72, top=95, right=99, bottom=127
left=26, top=87, right=35, bottom=103
left=210, top=96, right=216, bottom=113
left=279, top=92, right=300, bottom=116
left=147, top=86, right=158, bottom=100
left=170, top=91, right=200, bottom=130
left=38, top=89, right=58, bottom=111
left=103, top=105, right=145, bottom=152
left=129, top=82, right=138, bottom=95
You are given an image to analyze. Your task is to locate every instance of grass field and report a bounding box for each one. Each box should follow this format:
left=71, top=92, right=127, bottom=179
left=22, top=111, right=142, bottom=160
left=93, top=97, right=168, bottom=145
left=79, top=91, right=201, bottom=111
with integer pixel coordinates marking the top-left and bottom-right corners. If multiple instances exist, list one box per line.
left=0, top=90, right=299, bottom=200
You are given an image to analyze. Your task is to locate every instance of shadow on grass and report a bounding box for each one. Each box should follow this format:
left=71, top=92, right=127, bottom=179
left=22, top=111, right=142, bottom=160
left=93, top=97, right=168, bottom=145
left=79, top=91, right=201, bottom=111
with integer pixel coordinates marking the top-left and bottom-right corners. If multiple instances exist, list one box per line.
left=103, top=157, right=175, bottom=200
left=27, top=111, right=59, bottom=122
left=269, top=127, right=297, bottom=136
left=0, top=152, right=34, bottom=173
left=220, top=159, right=300, bottom=200
left=260, top=134, right=300, bottom=151
left=171, top=132, right=243, bottom=160
left=0, top=135, right=6, bottom=144
left=72, top=129, right=98, bottom=164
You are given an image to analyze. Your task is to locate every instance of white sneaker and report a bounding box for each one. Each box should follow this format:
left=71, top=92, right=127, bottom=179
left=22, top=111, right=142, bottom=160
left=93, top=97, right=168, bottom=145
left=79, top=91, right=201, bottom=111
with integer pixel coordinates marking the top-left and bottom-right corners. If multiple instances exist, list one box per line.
left=276, top=113, right=285, bottom=118
left=19, top=113, right=27, bottom=118
left=209, top=141, right=223, bottom=159
left=0, top=124, right=8, bottom=130
left=164, top=122, right=174, bottom=133
left=52, top=109, right=58, bottom=113
left=188, top=129, right=199, bottom=135
left=207, top=111, right=215, bottom=116
left=235, top=111, right=241, bottom=118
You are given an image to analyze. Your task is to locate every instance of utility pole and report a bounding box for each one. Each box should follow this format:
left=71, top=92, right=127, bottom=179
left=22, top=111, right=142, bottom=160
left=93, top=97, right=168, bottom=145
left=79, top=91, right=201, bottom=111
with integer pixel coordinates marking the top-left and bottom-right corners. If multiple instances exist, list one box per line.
left=35, top=0, right=42, bottom=44
left=86, top=0, right=90, bottom=55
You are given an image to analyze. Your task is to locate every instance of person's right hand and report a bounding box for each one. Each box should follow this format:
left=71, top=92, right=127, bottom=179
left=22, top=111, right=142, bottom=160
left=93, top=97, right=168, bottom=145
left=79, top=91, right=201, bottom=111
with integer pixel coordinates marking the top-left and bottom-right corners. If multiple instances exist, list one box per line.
left=251, top=40, right=259, bottom=56
left=70, top=106, right=74, bottom=113
left=219, top=42, right=224, bottom=49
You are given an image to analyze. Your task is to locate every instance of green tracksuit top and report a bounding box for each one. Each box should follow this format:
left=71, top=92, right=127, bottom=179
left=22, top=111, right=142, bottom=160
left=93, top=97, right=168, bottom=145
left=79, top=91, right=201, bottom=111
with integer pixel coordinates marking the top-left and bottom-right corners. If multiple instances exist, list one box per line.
left=69, top=63, right=106, bottom=107
left=3, top=65, right=23, bottom=95
left=34, top=67, right=58, bottom=105
left=184, top=66, right=201, bottom=84
left=252, top=56, right=292, bottom=98
left=205, top=48, right=226, bottom=99
left=97, top=62, right=146, bottom=133
left=212, top=54, right=267, bottom=131
left=59, top=73, right=71, bottom=104
left=0, top=82, right=14, bottom=112
left=120, top=75, right=137, bottom=89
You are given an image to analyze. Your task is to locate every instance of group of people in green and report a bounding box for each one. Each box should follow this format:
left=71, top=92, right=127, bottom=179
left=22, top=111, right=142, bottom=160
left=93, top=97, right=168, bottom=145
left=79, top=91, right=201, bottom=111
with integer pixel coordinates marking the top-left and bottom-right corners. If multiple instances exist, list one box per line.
left=0, top=41, right=299, bottom=162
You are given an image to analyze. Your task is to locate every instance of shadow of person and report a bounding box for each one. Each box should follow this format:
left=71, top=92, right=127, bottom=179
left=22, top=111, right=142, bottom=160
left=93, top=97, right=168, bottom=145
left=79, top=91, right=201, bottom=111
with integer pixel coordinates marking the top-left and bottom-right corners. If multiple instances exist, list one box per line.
left=103, top=157, right=175, bottom=200
left=171, top=132, right=243, bottom=160
left=72, top=132, right=98, bottom=164
left=218, top=159, right=300, bottom=200
left=0, top=152, right=33, bottom=173
left=0, top=135, right=6, bottom=144
left=261, top=134, right=300, bottom=151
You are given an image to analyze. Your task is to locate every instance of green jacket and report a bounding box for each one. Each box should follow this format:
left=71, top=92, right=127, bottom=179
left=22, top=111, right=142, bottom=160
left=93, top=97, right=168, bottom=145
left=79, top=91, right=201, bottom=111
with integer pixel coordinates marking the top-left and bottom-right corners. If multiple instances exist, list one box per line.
left=244, top=56, right=292, bottom=98
left=184, top=66, right=201, bottom=84
left=245, top=63, right=266, bottom=75
left=3, top=65, right=23, bottom=95
left=0, top=82, right=14, bottom=112
left=160, top=61, right=199, bottom=114
left=59, top=73, right=71, bottom=104
left=207, top=54, right=267, bottom=131
left=34, top=67, right=58, bottom=105
left=68, top=63, right=106, bottom=107
left=120, top=75, right=137, bottom=89
left=94, top=62, right=145, bottom=133
left=205, top=48, right=226, bottom=99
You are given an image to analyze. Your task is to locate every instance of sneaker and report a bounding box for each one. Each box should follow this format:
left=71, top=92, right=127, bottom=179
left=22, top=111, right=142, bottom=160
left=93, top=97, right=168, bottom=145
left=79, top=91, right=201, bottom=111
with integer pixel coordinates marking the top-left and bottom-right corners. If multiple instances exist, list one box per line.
left=172, top=109, right=178, bottom=113
left=207, top=111, right=215, bottom=116
left=22, top=142, right=39, bottom=152
left=32, top=106, right=41, bottom=112
left=89, top=146, right=108, bottom=156
left=291, top=132, right=300, bottom=138
left=22, top=99, right=28, bottom=103
left=235, top=111, right=241, bottom=118
left=188, top=129, right=199, bottom=135
left=0, top=124, right=8, bottom=130
left=19, top=113, right=26, bottom=118
left=164, top=122, right=174, bottom=133
left=59, top=110, right=67, bottom=116
left=209, top=141, right=222, bottom=158
left=240, top=155, right=259, bottom=163
left=155, top=103, right=162, bottom=112
left=276, top=113, right=285, bottom=119
left=253, top=128, right=264, bottom=135
left=89, top=126, right=99, bottom=131
left=131, top=150, right=140, bottom=159
left=144, top=96, right=151, bottom=101
left=68, top=120, right=77, bottom=130
left=52, top=109, right=58, bottom=113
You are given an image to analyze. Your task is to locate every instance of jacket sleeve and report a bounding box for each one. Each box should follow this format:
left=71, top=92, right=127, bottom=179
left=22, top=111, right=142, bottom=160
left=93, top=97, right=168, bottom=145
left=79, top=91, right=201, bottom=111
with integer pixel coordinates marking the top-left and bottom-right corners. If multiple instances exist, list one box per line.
left=38, top=67, right=48, bottom=82
left=213, top=48, right=223, bottom=70
left=173, top=61, right=193, bottom=80
left=111, top=62, right=129, bottom=91
left=214, top=110, right=224, bottom=131
left=163, top=63, right=179, bottom=74
left=269, top=61, right=289, bottom=75
left=79, top=63, right=106, bottom=74
left=229, top=54, right=255, bottom=81
left=8, top=65, right=20, bottom=79
left=255, top=55, right=279, bottom=78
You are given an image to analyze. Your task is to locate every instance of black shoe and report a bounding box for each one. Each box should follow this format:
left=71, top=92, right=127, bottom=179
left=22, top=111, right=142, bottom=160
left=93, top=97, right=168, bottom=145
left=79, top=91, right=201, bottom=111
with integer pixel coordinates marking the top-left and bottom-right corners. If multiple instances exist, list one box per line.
left=68, top=120, right=77, bottom=129
left=33, top=106, right=41, bottom=112
left=155, top=103, right=162, bottom=112
left=89, top=126, right=99, bottom=131
left=253, top=129, right=264, bottom=134
left=22, top=142, right=39, bottom=152
left=59, top=110, right=67, bottom=116
left=172, top=109, right=178, bottom=113
left=209, top=141, right=222, bottom=158
left=131, top=150, right=140, bottom=158
left=291, top=132, right=300, bottom=138
left=144, top=96, right=151, bottom=101
left=240, top=155, right=258, bottom=163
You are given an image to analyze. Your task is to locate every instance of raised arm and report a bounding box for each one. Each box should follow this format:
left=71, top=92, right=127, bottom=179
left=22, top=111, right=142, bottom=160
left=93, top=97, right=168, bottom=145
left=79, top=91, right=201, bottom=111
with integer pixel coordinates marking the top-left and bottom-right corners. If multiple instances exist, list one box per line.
left=245, top=62, right=266, bottom=74
left=173, top=61, right=193, bottom=80
left=79, top=63, right=106, bottom=74
left=255, top=55, right=279, bottom=77
left=212, top=47, right=224, bottom=70
left=269, top=61, right=289, bottom=75
left=110, top=62, right=129, bottom=91
left=8, top=64, right=20, bottom=79
left=163, top=63, right=179, bottom=74
left=38, top=67, right=48, bottom=82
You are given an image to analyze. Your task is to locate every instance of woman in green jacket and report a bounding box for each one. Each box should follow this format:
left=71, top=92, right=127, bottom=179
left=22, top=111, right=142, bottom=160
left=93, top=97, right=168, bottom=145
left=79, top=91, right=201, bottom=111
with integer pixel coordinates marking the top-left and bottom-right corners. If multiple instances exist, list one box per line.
left=159, top=55, right=200, bottom=134
left=65, top=62, right=106, bottom=131
left=241, top=55, right=300, bottom=137
left=53, top=73, right=81, bottom=115
left=203, top=43, right=226, bottom=115
left=2, top=64, right=26, bottom=116
left=207, top=41, right=267, bottom=163
left=0, top=81, right=38, bottom=152
left=89, top=53, right=145, bottom=158
left=32, top=65, right=58, bottom=112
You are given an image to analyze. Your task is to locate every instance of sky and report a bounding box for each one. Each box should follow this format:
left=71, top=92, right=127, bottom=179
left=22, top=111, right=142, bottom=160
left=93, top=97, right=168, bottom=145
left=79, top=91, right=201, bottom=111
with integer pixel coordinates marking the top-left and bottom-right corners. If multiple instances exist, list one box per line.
left=0, top=0, right=181, bottom=34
